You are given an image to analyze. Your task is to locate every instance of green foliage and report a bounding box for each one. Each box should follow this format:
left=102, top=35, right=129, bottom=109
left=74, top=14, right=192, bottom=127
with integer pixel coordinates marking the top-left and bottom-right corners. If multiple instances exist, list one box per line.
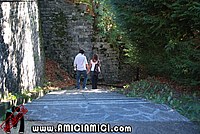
left=167, top=42, right=200, bottom=85
left=52, top=11, right=67, bottom=37
left=89, top=0, right=200, bottom=85
left=93, top=0, right=139, bottom=65
left=2, top=87, right=47, bottom=103
left=76, top=0, right=93, bottom=10
left=6, top=93, right=17, bottom=101
left=104, top=0, right=200, bottom=86
left=94, top=0, right=119, bottom=40
left=122, top=79, right=200, bottom=122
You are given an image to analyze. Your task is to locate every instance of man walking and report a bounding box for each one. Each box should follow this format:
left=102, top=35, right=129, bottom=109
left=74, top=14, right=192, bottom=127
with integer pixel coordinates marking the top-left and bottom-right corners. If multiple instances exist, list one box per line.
left=73, top=49, right=89, bottom=90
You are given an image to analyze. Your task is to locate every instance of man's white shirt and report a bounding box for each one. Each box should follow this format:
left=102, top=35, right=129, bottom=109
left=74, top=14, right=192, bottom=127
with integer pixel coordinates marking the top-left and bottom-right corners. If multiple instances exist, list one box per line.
left=74, top=53, right=88, bottom=71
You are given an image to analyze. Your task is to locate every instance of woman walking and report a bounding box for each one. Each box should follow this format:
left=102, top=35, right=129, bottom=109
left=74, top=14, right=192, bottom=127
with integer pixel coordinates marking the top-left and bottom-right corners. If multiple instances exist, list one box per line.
left=89, top=54, right=100, bottom=89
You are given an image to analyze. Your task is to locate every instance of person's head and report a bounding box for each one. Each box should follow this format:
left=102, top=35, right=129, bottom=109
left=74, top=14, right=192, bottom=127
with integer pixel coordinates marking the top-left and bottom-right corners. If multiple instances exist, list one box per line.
left=92, top=54, right=98, bottom=62
left=79, top=49, right=85, bottom=54
left=12, top=106, right=20, bottom=112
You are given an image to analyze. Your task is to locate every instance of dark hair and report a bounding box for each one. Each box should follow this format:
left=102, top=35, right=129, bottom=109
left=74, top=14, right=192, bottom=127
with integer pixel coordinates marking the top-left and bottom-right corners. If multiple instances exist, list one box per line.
left=12, top=106, right=20, bottom=112
left=79, top=49, right=84, bottom=54
left=92, top=54, right=98, bottom=62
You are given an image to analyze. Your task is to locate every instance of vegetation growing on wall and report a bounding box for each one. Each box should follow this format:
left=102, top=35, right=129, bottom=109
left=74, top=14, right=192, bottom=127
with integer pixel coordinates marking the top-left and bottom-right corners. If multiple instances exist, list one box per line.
left=52, top=11, right=67, bottom=38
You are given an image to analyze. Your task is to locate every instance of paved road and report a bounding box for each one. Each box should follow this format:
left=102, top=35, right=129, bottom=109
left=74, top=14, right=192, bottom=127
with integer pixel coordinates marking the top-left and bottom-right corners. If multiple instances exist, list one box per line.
left=1, top=86, right=199, bottom=133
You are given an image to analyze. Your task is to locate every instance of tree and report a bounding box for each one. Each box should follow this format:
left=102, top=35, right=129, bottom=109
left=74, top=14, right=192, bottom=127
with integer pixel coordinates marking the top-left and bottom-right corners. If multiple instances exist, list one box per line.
left=107, top=0, right=200, bottom=85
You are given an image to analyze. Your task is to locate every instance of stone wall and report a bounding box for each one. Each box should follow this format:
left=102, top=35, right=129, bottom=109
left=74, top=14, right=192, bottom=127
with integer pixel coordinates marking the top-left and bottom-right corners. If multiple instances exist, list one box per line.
left=39, top=0, right=120, bottom=83
left=39, top=0, right=93, bottom=74
left=92, top=41, right=119, bottom=83
left=0, top=0, right=44, bottom=95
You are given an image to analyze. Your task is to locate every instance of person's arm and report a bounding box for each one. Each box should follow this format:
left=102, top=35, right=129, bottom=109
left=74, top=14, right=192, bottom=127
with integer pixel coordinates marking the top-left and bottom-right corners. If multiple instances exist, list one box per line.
left=86, top=60, right=91, bottom=73
left=73, top=57, right=77, bottom=71
left=98, top=60, right=101, bottom=72
left=74, top=65, right=77, bottom=71
left=86, top=64, right=89, bottom=73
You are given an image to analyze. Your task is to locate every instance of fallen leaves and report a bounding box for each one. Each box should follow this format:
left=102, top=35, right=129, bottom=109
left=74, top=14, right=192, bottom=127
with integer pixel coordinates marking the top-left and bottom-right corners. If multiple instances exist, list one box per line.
left=45, top=58, right=75, bottom=89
